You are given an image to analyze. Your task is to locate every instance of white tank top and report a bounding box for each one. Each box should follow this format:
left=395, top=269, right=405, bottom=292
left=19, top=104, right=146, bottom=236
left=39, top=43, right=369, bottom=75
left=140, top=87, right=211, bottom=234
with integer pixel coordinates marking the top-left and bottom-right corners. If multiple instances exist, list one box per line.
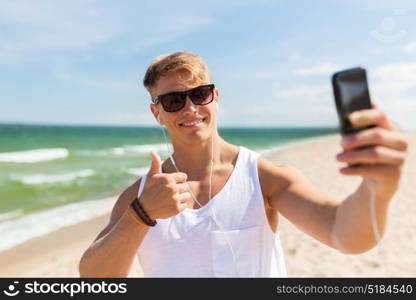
left=136, top=146, right=287, bottom=277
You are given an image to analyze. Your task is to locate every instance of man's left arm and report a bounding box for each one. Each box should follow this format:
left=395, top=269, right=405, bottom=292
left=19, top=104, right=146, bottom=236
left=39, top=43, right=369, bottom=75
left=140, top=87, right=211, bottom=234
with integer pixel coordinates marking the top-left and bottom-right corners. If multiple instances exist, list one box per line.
left=260, top=103, right=409, bottom=254
left=332, top=103, right=409, bottom=253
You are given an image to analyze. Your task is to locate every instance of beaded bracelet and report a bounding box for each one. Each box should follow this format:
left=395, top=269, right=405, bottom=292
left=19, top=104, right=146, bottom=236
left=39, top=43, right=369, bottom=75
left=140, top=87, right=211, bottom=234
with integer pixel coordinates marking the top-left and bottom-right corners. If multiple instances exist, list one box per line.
left=131, top=197, right=157, bottom=227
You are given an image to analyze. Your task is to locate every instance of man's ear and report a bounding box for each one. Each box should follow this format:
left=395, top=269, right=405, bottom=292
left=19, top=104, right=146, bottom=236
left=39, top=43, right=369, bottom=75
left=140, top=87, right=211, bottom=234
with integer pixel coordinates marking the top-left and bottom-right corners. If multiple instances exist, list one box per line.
left=150, top=104, right=163, bottom=125
left=214, top=88, right=220, bottom=103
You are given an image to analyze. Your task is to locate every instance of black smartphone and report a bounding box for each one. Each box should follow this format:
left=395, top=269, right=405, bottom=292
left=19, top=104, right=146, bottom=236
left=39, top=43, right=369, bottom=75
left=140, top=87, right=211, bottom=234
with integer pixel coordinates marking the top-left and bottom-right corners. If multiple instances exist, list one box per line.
left=332, top=67, right=374, bottom=135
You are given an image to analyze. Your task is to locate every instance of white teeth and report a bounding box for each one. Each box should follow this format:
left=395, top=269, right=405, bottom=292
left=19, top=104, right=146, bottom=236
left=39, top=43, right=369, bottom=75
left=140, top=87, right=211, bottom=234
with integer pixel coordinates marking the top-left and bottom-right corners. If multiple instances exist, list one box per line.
left=181, top=118, right=204, bottom=127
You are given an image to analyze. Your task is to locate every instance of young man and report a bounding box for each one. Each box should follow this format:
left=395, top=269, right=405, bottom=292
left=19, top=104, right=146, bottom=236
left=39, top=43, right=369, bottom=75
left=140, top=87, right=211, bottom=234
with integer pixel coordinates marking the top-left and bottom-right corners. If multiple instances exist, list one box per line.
left=79, top=51, right=409, bottom=277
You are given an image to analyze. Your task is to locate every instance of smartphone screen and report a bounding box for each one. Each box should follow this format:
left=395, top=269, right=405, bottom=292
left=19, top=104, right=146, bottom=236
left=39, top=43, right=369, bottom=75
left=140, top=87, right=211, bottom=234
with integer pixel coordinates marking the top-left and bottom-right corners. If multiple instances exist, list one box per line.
left=332, top=67, right=374, bottom=135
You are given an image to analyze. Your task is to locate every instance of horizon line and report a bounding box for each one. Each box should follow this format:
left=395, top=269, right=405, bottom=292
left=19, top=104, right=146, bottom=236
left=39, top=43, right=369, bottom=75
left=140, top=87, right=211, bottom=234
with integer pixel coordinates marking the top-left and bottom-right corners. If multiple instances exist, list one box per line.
left=0, top=121, right=340, bottom=130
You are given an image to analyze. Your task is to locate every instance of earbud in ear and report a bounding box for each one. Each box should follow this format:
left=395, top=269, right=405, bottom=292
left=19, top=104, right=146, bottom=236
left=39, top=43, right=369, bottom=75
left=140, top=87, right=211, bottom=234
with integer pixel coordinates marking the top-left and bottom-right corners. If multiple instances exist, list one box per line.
left=214, top=101, right=219, bottom=110
left=157, top=115, right=162, bottom=125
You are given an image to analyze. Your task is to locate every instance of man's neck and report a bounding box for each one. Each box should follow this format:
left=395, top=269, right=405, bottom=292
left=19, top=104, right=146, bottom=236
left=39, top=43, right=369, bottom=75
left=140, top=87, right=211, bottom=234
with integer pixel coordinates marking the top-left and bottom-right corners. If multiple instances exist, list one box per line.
left=167, top=134, right=230, bottom=178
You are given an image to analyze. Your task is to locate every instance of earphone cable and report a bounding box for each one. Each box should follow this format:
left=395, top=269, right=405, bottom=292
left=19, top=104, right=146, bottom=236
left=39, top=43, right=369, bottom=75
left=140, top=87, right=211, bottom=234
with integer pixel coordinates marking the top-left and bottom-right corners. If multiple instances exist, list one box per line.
left=160, top=126, right=240, bottom=276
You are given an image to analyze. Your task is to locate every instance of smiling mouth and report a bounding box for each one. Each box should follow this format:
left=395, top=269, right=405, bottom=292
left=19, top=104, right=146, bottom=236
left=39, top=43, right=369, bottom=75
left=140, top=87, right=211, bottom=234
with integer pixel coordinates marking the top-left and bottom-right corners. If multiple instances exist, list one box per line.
left=179, top=118, right=206, bottom=127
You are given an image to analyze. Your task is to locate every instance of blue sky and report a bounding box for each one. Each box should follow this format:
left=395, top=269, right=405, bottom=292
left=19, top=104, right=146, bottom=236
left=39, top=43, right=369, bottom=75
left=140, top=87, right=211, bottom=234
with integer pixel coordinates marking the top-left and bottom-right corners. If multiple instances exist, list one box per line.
left=1, top=0, right=415, bottom=130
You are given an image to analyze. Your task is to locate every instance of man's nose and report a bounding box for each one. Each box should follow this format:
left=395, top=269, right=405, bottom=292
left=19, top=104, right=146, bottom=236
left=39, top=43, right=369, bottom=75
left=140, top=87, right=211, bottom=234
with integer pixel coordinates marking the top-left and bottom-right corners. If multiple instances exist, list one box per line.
left=182, top=96, right=197, bottom=112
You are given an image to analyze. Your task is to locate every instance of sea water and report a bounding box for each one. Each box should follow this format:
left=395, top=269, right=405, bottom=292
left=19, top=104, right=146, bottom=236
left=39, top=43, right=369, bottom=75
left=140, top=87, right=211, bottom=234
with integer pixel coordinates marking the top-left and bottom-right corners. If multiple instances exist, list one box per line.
left=0, top=123, right=336, bottom=251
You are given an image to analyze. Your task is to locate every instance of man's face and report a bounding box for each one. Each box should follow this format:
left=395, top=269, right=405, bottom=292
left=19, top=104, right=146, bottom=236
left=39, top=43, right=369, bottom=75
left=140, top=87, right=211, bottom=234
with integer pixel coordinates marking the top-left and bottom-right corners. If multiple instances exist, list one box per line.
left=150, top=72, right=219, bottom=142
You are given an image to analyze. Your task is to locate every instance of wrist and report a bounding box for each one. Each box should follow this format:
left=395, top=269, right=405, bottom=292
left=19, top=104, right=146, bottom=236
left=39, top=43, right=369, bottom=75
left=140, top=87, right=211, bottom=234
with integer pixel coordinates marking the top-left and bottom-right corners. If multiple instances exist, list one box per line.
left=362, top=178, right=395, bottom=204
left=127, top=205, right=149, bottom=228
left=130, top=197, right=157, bottom=227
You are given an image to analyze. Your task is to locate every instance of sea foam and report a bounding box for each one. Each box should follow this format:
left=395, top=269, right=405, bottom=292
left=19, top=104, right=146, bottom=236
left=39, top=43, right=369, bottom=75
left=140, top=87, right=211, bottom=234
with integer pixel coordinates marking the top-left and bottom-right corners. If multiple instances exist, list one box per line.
left=77, top=143, right=168, bottom=157
left=0, top=197, right=115, bottom=252
left=9, top=169, right=94, bottom=185
left=0, top=148, right=68, bottom=163
left=126, top=167, right=149, bottom=176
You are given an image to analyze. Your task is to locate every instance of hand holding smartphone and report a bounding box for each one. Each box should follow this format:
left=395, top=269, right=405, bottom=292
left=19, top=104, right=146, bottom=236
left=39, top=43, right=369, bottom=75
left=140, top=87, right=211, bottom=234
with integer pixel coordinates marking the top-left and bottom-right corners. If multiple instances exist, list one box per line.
left=332, top=67, right=375, bottom=167
left=332, top=67, right=374, bottom=135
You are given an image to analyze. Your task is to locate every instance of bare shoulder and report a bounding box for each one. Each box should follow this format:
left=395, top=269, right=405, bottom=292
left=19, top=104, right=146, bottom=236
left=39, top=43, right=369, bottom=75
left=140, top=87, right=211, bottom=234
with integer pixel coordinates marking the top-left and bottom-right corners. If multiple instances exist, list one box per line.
left=257, top=156, right=305, bottom=199
left=257, top=155, right=302, bottom=178
left=258, top=155, right=340, bottom=209
left=93, top=178, right=142, bottom=242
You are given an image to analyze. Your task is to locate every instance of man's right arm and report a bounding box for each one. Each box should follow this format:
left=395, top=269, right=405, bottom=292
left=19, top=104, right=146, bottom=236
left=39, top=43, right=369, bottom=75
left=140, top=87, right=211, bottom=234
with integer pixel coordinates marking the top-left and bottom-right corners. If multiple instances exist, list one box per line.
left=79, top=151, right=192, bottom=277
left=79, top=178, right=149, bottom=278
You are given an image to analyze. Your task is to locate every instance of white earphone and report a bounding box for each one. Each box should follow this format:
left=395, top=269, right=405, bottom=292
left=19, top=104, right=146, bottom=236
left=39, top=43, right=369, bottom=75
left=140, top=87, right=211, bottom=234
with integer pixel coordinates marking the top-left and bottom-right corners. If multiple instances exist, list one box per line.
left=157, top=115, right=163, bottom=126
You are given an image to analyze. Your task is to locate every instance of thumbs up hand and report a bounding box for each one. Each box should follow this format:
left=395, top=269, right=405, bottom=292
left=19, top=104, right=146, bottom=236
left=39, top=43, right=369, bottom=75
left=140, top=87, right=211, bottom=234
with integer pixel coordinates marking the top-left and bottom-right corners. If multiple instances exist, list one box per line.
left=147, top=151, right=162, bottom=176
left=138, top=151, right=192, bottom=219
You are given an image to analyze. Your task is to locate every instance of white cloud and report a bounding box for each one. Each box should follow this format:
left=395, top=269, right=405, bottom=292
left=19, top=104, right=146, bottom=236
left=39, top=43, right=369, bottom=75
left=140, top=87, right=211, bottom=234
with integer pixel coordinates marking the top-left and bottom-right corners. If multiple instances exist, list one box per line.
left=222, top=65, right=283, bottom=81
left=113, top=15, right=213, bottom=56
left=269, top=61, right=416, bottom=131
left=0, top=0, right=216, bottom=60
left=371, top=61, right=416, bottom=95
left=0, top=105, right=155, bottom=126
left=403, top=42, right=416, bottom=54
left=288, top=50, right=303, bottom=62
left=55, top=73, right=139, bottom=93
left=219, top=100, right=338, bottom=127
left=275, top=85, right=330, bottom=98
left=378, top=97, right=416, bottom=131
left=293, top=63, right=341, bottom=76
left=369, top=61, right=416, bottom=131
left=100, top=111, right=156, bottom=126
left=0, top=0, right=281, bottom=61
left=0, top=0, right=123, bottom=59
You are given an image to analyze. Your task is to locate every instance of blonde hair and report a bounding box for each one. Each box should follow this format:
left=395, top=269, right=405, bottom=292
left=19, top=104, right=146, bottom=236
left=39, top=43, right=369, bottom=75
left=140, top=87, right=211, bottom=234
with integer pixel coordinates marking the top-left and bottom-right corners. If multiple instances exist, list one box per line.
left=143, top=51, right=212, bottom=96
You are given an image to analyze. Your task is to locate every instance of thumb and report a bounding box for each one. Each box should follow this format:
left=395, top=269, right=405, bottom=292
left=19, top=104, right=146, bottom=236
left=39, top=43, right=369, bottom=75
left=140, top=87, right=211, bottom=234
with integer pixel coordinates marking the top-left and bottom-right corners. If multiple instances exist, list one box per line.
left=148, top=151, right=162, bottom=175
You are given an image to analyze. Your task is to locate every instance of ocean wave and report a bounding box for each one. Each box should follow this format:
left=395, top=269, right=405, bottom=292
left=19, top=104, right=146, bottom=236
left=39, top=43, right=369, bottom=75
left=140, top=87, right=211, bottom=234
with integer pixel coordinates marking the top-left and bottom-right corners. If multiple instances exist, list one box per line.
left=0, top=148, right=68, bottom=163
left=9, top=169, right=94, bottom=185
left=126, top=167, right=149, bottom=176
left=0, top=197, right=115, bottom=252
left=0, top=210, right=24, bottom=222
left=77, top=143, right=169, bottom=157
left=123, top=143, right=167, bottom=154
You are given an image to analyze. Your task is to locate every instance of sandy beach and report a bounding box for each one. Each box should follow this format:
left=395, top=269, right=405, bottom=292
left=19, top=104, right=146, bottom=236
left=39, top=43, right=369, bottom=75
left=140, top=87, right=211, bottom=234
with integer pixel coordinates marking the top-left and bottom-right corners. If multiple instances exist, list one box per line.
left=1, top=132, right=415, bottom=277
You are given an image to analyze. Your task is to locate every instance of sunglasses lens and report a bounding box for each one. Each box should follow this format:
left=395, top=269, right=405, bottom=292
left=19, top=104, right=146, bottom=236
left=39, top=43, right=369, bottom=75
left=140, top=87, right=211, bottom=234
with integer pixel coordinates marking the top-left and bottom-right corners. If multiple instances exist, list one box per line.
left=189, top=86, right=213, bottom=105
left=161, top=94, right=186, bottom=112
left=156, top=85, right=214, bottom=112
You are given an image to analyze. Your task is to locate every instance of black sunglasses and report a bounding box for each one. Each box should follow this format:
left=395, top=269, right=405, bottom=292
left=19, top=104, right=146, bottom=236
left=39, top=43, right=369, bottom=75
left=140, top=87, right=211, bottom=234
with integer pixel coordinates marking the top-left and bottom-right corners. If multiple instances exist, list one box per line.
left=151, top=84, right=215, bottom=112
